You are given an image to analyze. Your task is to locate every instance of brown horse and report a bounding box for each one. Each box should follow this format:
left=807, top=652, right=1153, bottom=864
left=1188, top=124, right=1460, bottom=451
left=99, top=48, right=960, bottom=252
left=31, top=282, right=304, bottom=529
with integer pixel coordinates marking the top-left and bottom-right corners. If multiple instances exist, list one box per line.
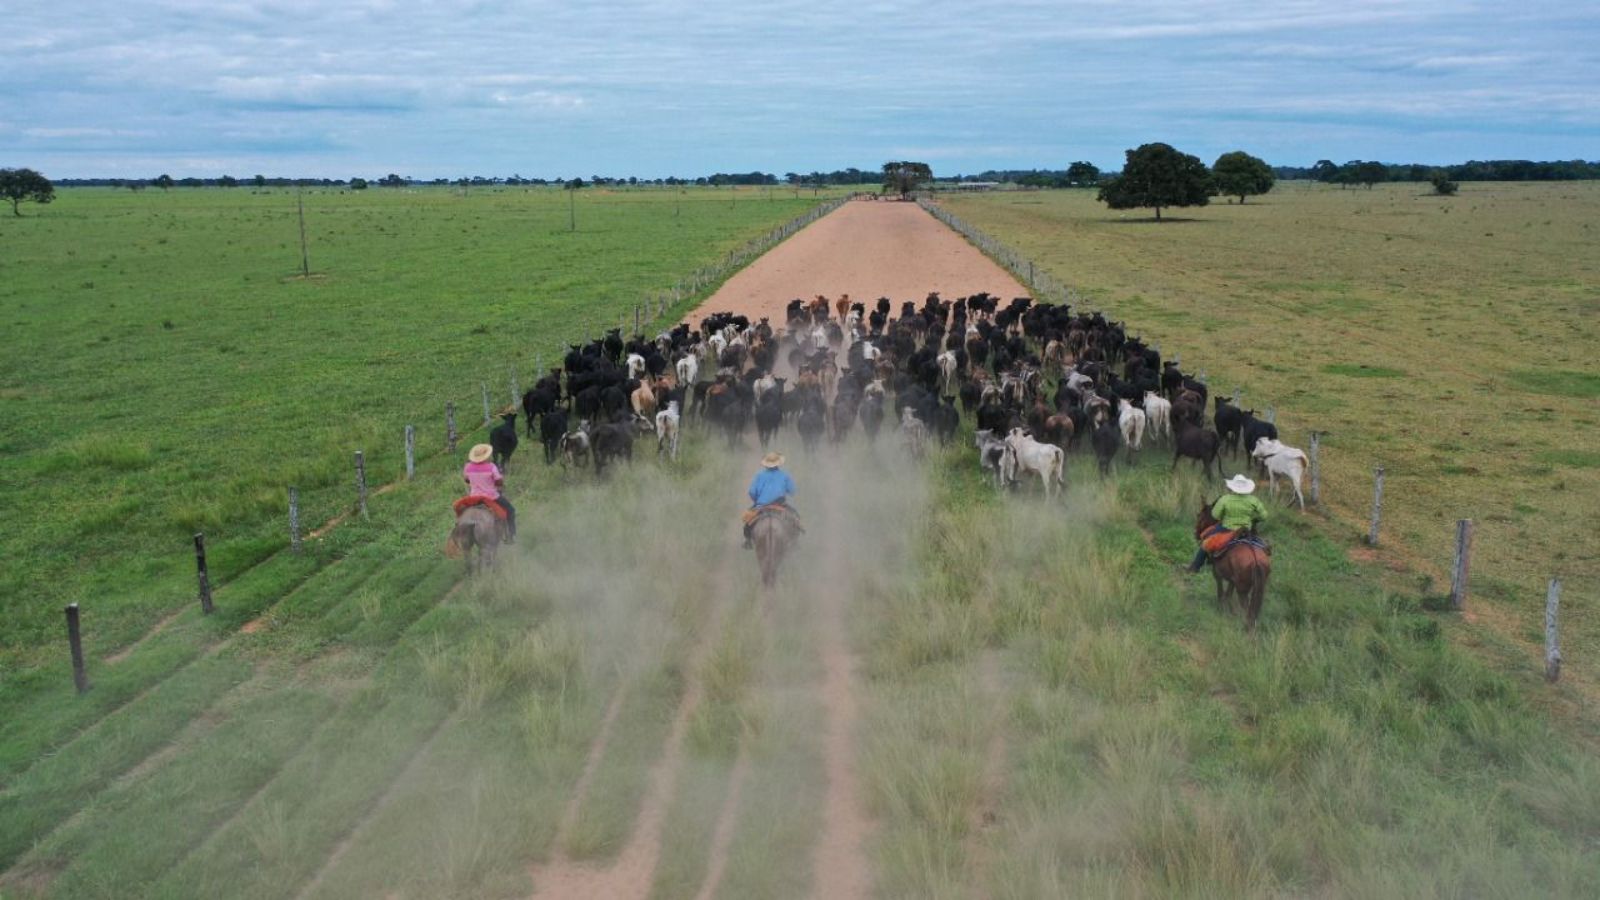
left=445, top=506, right=505, bottom=574
left=752, top=507, right=800, bottom=588
left=1194, top=500, right=1272, bottom=632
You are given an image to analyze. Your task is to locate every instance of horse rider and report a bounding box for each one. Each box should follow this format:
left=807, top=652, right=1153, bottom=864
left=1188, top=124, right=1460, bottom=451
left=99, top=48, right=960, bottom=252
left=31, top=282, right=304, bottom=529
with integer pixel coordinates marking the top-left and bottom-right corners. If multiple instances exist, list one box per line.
left=1187, top=473, right=1267, bottom=573
left=743, top=451, right=796, bottom=550
left=462, top=443, right=516, bottom=542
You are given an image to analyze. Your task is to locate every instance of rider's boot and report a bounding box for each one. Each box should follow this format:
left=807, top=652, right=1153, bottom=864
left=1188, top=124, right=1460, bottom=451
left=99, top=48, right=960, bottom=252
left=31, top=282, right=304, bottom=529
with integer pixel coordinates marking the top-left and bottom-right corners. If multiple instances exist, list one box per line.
left=742, top=524, right=754, bottom=551
left=1186, top=547, right=1207, bottom=574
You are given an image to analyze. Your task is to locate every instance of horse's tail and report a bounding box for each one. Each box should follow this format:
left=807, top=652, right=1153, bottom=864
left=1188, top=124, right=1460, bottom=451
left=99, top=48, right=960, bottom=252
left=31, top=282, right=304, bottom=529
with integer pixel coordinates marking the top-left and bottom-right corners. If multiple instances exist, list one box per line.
left=444, top=525, right=468, bottom=559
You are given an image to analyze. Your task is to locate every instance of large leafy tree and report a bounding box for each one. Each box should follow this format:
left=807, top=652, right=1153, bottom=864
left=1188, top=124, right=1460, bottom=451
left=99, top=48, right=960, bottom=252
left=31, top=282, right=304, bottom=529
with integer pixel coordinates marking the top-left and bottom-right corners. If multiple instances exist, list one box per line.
left=881, top=161, right=932, bottom=199
left=1065, top=161, right=1101, bottom=186
left=0, top=168, right=55, bottom=216
left=1096, top=143, right=1212, bottom=221
left=153, top=173, right=174, bottom=191
left=1211, top=150, right=1275, bottom=203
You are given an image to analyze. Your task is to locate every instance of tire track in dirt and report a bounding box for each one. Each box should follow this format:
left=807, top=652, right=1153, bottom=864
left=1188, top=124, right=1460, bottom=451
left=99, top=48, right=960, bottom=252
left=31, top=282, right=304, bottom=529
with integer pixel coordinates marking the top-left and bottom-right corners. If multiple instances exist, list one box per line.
left=967, top=650, right=1009, bottom=900
left=528, top=544, right=741, bottom=900
left=547, top=680, right=629, bottom=855
left=806, top=464, right=875, bottom=900
left=691, top=747, right=751, bottom=900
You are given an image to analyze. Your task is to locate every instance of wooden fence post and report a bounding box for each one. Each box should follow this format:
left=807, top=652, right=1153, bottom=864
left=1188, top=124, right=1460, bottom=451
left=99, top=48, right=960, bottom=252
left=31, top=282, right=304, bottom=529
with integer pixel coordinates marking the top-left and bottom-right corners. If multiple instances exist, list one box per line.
left=194, top=532, right=214, bottom=614
left=404, top=425, right=416, bottom=480
left=288, top=486, right=301, bottom=553
left=446, top=402, right=458, bottom=452
left=66, top=604, right=89, bottom=694
left=1449, top=519, right=1473, bottom=610
left=481, top=382, right=491, bottom=426
left=355, top=451, right=368, bottom=519
left=1545, top=578, right=1562, bottom=682
left=1265, top=406, right=1276, bottom=424
left=510, top=366, right=520, bottom=408
left=1308, top=432, right=1322, bottom=505
left=1367, top=465, right=1385, bottom=545
left=635, top=304, right=641, bottom=336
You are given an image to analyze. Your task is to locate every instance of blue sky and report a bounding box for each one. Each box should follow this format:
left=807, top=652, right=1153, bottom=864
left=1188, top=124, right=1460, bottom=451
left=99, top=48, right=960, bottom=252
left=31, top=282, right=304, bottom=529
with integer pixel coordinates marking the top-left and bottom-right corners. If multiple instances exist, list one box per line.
left=6, top=1, right=1596, bottom=178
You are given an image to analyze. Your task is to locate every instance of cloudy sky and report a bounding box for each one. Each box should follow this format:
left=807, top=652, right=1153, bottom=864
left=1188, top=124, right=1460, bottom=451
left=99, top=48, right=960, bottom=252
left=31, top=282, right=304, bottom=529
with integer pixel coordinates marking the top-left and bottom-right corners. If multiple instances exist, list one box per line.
left=6, top=0, right=1595, bottom=178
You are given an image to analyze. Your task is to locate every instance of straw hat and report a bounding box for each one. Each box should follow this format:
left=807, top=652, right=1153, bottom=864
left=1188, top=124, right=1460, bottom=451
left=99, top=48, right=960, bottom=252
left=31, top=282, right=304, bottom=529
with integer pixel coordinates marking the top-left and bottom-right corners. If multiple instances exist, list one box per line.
left=468, top=444, right=493, bottom=464
left=761, top=451, right=785, bottom=469
left=1225, top=474, right=1256, bottom=495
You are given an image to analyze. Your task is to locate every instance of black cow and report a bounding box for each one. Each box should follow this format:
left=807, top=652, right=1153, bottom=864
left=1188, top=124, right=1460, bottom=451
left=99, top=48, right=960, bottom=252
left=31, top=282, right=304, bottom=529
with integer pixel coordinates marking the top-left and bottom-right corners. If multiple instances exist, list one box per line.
left=1241, top=410, right=1278, bottom=458
left=1092, top=420, right=1120, bottom=478
left=489, top=413, right=518, bottom=469
left=539, top=409, right=568, bottom=465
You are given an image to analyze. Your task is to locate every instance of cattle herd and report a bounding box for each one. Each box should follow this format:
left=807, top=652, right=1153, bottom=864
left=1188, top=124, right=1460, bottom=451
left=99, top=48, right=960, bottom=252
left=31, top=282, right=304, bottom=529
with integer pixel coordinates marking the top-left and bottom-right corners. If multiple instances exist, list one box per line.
left=506, top=292, right=1311, bottom=506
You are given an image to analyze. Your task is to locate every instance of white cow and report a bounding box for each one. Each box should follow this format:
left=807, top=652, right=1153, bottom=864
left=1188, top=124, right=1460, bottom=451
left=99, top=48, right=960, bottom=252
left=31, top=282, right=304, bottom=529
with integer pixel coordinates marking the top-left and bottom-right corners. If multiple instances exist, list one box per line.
left=654, top=401, right=681, bottom=461
left=937, top=350, right=959, bottom=395
left=1118, top=398, right=1147, bottom=458
left=675, top=353, right=699, bottom=389
left=1005, top=427, right=1065, bottom=499
left=752, top=372, right=777, bottom=403
left=1142, top=391, right=1172, bottom=443
left=626, top=353, right=646, bottom=381
left=1251, top=437, right=1309, bottom=510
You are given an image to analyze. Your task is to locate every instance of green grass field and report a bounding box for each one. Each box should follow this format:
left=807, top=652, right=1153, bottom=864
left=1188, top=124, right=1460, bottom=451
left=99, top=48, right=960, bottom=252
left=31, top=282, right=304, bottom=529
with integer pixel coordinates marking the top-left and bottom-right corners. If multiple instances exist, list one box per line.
left=939, top=182, right=1600, bottom=711
left=0, top=184, right=841, bottom=677
left=3, top=186, right=1599, bottom=898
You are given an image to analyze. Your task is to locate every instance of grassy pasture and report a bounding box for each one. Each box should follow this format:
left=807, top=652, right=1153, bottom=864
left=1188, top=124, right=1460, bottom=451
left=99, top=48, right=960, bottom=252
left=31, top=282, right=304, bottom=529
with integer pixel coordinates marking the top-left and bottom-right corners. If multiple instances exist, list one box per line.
left=2, top=417, right=1598, bottom=897
left=0, top=184, right=839, bottom=676
left=941, top=182, right=1600, bottom=707
left=3, top=185, right=1600, bottom=896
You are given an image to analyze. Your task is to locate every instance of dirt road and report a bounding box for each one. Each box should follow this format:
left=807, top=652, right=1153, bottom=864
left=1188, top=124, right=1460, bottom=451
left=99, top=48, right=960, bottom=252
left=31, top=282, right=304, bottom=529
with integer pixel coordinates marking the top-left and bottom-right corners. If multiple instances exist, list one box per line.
left=686, top=199, right=1028, bottom=329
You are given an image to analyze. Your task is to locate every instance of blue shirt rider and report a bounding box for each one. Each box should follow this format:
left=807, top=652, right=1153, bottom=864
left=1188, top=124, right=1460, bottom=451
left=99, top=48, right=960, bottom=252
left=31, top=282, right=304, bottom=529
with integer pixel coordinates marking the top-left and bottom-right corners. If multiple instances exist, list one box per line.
left=744, top=451, right=795, bottom=549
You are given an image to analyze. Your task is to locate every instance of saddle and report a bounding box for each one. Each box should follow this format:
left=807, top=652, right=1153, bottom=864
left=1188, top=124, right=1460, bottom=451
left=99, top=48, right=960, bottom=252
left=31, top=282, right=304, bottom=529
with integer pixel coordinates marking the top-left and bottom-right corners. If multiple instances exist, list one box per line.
left=454, top=495, right=508, bottom=520
left=742, top=503, right=802, bottom=531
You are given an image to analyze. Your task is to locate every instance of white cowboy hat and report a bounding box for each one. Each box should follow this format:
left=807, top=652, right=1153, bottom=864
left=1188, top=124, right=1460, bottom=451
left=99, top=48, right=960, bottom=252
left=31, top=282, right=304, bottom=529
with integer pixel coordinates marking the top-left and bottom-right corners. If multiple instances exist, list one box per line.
left=761, top=451, right=785, bottom=469
left=1225, top=474, right=1256, bottom=494
left=468, top=444, right=493, bottom=464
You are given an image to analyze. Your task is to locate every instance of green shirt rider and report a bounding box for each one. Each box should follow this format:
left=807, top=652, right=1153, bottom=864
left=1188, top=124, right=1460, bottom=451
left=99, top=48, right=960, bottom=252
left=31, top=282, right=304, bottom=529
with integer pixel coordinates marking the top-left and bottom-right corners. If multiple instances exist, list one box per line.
left=1188, top=474, right=1268, bottom=573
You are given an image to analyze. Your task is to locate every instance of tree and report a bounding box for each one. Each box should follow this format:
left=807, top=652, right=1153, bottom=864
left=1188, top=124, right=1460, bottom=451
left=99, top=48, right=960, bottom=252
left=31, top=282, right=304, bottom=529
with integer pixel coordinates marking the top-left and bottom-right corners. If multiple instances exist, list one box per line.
left=0, top=168, right=55, bottom=216
left=1096, top=143, right=1213, bottom=221
left=1211, top=151, right=1275, bottom=203
left=253, top=174, right=266, bottom=188
left=1065, top=161, right=1101, bottom=186
left=1352, top=161, right=1386, bottom=189
left=881, top=161, right=933, bottom=199
left=218, top=175, right=238, bottom=188
left=153, top=173, right=174, bottom=191
left=1430, top=173, right=1459, bottom=196
left=349, top=177, right=369, bottom=190
left=1310, top=159, right=1339, bottom=182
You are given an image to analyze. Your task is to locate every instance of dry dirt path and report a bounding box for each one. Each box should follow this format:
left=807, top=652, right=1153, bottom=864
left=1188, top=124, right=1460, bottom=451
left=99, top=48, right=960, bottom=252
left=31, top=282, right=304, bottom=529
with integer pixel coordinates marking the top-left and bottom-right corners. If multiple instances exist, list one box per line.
left=686, top=199, right=1028, bottom=330
left=683, top=199, right=1027, bottom=898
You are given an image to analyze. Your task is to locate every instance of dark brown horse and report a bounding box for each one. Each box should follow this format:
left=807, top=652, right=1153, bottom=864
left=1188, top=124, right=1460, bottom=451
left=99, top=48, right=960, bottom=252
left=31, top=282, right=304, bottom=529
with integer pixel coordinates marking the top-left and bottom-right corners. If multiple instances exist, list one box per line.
left=1195, top=500, right=1272, bottom=631
left=444, top=506, right=505, bottom=574
left=752, top=507, right=800, bottom=588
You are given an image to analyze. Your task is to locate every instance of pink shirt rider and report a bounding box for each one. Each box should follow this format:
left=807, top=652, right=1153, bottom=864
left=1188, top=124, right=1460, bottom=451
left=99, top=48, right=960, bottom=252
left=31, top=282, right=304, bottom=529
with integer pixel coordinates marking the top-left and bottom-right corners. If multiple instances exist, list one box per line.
left=463, top=461, right=504, bottom=499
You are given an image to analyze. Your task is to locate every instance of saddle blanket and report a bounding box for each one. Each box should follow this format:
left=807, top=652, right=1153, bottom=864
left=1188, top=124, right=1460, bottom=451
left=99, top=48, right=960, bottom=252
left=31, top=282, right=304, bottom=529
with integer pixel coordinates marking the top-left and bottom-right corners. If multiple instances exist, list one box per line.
left=454, top=495, right=508, bottom=519
left=1203, top=529, right=1270, bottom=558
